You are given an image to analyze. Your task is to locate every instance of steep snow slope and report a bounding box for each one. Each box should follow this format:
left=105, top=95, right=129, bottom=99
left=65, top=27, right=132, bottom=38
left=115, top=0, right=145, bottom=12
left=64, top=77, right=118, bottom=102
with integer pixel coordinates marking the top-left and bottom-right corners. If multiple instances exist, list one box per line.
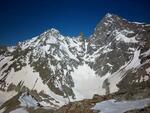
left=0, top=13, right=150, bottom=111
left=0, top=28, right=88, bottom=107
left=71, top=63, right=105, bottom=99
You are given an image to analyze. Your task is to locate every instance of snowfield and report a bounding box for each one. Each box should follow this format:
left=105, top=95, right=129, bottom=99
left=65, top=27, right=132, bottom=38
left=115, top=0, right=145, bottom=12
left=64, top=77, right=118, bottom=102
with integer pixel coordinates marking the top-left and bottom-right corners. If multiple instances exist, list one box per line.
left=92, top=98, right=150, bottom=113
left=71, top=63, right=108, bottom=100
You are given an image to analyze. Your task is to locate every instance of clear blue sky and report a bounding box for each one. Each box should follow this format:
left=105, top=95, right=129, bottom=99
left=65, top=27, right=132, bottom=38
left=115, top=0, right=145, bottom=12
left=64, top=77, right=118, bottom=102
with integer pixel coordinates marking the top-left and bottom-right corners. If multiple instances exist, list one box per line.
left=0, top=0, right=150, bottom=45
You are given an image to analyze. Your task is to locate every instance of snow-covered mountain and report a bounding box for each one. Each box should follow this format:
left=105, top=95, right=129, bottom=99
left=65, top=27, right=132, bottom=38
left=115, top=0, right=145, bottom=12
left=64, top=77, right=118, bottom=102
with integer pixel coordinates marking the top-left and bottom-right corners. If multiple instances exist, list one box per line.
left=0, top=13, right=150, bottom=112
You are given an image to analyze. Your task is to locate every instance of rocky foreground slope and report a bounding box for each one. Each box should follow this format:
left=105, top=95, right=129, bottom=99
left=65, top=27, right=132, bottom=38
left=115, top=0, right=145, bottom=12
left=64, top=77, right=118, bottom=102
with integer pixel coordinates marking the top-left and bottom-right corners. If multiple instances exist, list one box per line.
left=0, top=13, right=150, bottom=113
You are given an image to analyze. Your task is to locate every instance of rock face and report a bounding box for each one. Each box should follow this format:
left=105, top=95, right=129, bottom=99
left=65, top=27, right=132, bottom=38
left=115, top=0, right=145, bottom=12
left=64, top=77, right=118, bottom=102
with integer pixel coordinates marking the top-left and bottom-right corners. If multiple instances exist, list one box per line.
left=87, top=13, right=150, bottom=95
left=0, top=13, right=150, bottom=111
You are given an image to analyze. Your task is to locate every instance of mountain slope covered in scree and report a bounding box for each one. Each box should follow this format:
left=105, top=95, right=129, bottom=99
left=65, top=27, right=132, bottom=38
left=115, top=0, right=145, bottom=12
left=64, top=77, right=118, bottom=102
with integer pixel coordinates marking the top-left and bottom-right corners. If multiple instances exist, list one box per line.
left=0, top=13, right=150, bottom=112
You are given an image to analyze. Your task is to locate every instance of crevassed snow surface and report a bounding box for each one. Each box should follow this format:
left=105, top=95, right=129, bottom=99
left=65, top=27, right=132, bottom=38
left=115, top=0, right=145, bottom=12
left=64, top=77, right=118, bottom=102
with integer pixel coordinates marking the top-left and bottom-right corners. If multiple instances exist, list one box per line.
left=92, top=98, right=150, bottom=113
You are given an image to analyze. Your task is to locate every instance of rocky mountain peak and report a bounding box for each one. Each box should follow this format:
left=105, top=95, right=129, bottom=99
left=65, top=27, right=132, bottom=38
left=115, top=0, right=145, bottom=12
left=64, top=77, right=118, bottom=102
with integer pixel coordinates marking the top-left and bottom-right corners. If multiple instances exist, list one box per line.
left=0, top=13, right=150, bottom=112
left=97, top=13, right=124, bottom=29
left=90, top=13, right=142, bottom=47
left=104, top=13, right=123, bottom=20
left=44, top=28, right=60, bottom=36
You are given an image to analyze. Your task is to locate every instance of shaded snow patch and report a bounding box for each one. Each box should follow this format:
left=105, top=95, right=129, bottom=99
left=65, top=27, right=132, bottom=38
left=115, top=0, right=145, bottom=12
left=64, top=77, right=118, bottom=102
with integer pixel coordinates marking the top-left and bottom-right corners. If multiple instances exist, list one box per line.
left=92, top=98, right=150, bottom=113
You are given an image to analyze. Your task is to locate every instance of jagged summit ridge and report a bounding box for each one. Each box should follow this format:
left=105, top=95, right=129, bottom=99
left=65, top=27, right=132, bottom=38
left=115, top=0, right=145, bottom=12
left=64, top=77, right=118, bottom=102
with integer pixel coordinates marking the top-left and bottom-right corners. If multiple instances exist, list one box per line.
left=104, top=13, right=122, bottom=20
left=0, top=13, right=150, bottom=112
